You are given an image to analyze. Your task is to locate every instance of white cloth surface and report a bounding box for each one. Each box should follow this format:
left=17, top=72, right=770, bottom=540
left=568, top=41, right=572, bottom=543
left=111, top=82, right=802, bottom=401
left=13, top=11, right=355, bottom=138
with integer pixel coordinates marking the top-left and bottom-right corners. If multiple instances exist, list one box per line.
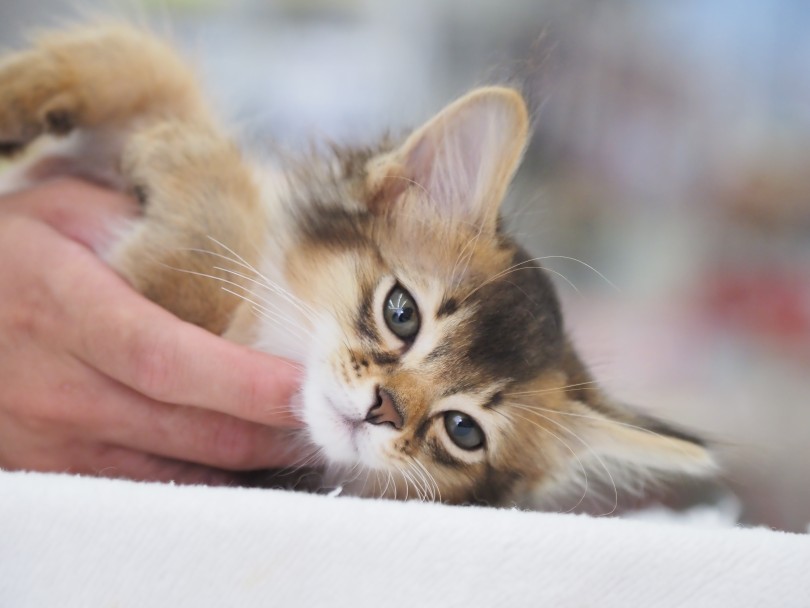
left=1, top=470, right=808, bottom=607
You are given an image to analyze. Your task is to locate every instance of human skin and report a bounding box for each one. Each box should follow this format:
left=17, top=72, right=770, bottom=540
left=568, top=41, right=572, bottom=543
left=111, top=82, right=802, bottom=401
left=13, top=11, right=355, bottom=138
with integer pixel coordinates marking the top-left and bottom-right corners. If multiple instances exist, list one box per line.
left=0, top=178, right=304, bottom=484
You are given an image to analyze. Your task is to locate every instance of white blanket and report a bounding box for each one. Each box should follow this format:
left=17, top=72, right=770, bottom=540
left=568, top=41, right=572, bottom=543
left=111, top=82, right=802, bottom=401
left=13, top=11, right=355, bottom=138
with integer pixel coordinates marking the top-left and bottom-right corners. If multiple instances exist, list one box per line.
left=1, top=470, right=807, bottom=607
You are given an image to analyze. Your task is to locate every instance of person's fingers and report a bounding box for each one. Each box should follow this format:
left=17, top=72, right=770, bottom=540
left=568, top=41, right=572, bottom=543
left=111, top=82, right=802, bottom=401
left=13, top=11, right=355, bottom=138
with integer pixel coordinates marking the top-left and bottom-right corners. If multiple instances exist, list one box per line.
left=0, top=309, right=305, bottom=472
left=70, top=272, right=303, bottom=425
left=0, top=177, right=138, bottom=249
left=12, top=200, right=303, bottom=427
left=17, top=441, right=243, bottom=486
left=61, top=359, right=306, bottom=470
left=70, top=275, right=304, bottom=426
left=93, top=448, right=238, bottom=486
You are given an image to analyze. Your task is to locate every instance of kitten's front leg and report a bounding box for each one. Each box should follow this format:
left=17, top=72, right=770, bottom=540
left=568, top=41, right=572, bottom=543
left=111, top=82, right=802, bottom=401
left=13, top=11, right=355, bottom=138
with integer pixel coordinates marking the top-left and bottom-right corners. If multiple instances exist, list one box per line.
left=0, top=49, right=77, bottom=155
left=109, top=120, right=267, bottom=335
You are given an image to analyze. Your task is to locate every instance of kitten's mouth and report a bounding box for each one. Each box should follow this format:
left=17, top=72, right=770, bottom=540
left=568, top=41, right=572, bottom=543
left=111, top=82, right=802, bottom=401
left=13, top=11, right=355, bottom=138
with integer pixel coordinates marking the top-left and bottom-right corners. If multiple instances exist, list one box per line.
left=325, top=396, right=362, bottom=428
left=324, top=396, right=363, bottom=453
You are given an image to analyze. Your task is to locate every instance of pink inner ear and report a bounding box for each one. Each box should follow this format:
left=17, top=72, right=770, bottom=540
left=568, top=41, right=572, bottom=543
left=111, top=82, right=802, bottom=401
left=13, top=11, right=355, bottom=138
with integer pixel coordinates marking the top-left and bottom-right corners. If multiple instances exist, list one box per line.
left=402, top=123, right=484, bottom=223
left=397, top=92, right=526, bottom=226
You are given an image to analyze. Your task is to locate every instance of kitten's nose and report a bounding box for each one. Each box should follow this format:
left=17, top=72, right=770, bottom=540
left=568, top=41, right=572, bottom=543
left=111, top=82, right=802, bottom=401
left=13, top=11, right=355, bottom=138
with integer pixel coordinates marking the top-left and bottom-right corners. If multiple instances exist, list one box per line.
left=364, top=388, right=403, bottom=430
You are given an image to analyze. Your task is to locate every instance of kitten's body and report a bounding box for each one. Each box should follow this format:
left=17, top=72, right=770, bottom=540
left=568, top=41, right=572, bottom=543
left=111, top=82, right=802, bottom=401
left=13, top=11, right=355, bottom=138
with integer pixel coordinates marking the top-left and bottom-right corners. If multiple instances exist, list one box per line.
left=0, top=25, right=716, bottom=507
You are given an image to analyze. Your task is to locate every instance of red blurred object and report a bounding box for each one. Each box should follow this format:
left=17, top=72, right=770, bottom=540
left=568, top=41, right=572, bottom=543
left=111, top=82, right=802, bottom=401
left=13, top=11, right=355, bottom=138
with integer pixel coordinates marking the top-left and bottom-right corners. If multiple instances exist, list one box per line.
left=699, top=270, right=810, bottom=350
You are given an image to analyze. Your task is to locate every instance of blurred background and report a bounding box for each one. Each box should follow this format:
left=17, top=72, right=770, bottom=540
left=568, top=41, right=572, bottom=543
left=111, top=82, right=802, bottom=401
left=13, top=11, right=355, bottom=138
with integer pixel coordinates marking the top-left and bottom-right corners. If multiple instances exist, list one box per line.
left=1, top=0, right=808, bottom=531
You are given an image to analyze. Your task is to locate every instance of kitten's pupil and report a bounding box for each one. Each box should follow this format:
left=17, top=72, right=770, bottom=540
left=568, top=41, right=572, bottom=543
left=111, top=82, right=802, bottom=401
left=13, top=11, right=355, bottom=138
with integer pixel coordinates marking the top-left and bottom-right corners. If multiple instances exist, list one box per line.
left=384, top=286, right=420, bottom=340
left=444, top=411, right=485, bottom=450
left=393, top=308, right=412, bottom=323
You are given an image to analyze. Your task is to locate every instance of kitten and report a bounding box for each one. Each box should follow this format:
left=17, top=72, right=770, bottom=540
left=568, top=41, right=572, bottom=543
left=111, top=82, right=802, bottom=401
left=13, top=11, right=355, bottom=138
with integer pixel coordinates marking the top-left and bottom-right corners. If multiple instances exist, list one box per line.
left=0, top=24, right=716, bottom=507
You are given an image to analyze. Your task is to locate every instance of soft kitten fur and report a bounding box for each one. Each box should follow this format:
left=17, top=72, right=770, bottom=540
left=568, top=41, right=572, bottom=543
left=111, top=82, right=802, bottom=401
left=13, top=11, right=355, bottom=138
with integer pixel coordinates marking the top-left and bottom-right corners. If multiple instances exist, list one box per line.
left=0, top=24, right=716, bottom=507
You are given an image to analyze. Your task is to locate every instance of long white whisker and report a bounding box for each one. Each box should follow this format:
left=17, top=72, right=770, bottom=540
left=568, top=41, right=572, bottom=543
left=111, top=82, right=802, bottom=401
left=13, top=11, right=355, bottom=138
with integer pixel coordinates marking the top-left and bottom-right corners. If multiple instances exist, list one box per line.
left=379, top=469, right=393, bottom=499
left=506, top=399, right=673, bottom=441
left=411, top=457, right=441, bottom=502
left=212, top=265, right=317, bottom=323
left=399, top=468, right=413, bottom=501
left=406, top=467, right=426, bottom=502
left=219, top=287, right=311, bottom=342
left=505, top=380, right=601, bottom=397
left=408, top=459, right=433, bottom=502
left=177, top=247, right=261, bottom=278
left=508, top=404, right=619, bottom=516
left=156, top=264, right=313, bottom=345
left=405, top=462, right=427, bottom=502
left=217, top=267, right=317, bottom=324
left=538, top=255, right=621, bottom=292
left=495, top=408, right=590, bottom=512
left=203, top=236, right=318, bottom=321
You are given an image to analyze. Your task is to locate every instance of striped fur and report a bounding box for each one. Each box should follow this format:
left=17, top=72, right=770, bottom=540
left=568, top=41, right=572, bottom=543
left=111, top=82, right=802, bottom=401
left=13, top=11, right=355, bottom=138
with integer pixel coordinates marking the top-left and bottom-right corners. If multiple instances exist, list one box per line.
left=0, top=24, right=717, bottom=506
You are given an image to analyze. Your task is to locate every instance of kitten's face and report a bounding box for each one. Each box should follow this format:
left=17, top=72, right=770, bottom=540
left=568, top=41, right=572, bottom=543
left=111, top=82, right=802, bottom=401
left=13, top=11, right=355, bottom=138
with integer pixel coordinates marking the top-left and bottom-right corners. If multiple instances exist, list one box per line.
left=278, top=88, right=715, bottom=505
left=289, top=212, right=564, bottom=502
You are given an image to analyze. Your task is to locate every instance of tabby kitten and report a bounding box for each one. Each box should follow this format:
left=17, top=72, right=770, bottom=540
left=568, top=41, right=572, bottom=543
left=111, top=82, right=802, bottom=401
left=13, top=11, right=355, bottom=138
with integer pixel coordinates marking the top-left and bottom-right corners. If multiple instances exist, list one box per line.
left=0, top=25, right=716, bottom=506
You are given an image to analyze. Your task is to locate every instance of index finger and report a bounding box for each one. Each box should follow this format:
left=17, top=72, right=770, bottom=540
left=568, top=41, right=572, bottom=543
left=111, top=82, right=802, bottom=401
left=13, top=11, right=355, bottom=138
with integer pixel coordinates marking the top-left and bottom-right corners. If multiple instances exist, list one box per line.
left=48, top=229, right=303, bottom=427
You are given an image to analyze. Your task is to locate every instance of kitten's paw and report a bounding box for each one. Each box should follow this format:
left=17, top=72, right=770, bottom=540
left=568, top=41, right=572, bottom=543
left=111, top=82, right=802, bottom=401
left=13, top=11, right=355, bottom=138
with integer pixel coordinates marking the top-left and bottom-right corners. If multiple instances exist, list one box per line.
left=0, top=24, right=208, bottom=159
left=0, top=51, right=79, bottom=156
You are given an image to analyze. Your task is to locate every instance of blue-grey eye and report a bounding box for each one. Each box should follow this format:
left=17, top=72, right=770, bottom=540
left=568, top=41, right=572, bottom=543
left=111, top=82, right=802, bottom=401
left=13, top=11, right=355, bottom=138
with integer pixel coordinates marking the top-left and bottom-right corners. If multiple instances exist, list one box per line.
left=443, top=411, right=484, bottom=450
left=384, top=285, right=420, bottom=340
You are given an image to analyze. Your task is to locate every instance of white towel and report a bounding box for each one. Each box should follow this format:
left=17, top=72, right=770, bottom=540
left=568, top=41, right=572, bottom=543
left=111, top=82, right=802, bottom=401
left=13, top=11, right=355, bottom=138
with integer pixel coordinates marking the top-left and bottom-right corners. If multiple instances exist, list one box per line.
left=1, top=470, right=807, bottom=607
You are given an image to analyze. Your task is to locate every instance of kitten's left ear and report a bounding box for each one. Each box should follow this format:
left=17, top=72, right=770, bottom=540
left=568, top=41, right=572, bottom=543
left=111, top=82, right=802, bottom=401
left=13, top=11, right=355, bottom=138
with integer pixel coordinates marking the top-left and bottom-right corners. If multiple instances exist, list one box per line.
left=369, top=87, right=529, bottom=231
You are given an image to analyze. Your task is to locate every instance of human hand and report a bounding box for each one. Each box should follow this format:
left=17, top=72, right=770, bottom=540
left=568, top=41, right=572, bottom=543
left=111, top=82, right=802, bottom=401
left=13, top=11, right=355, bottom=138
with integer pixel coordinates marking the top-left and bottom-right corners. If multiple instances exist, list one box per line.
left=0, top=178, right=304, bottom=484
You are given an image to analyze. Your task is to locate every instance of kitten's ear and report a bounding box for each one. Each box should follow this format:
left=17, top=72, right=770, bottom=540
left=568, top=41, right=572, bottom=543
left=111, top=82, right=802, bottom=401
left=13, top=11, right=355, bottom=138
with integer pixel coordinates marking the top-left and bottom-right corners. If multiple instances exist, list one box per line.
left=573, top=401, right=718, bottom=478
left=369, top=87, right=529, bottom=230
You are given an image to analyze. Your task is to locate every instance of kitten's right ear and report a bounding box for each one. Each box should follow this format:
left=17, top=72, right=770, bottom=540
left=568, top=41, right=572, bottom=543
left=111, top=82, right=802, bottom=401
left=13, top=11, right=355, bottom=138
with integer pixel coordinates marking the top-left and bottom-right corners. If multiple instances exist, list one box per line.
left=367, top=87, right=529, bottom=231
left=572, top=401, right=719, bottom=479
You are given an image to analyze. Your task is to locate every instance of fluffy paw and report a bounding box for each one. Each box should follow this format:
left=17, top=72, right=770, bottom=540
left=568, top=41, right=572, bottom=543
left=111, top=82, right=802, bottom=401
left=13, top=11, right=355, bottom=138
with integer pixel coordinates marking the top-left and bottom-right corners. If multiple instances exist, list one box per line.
left=0, top=24, right=209, bottom=160
left=0, top=51, right=79, bottom=156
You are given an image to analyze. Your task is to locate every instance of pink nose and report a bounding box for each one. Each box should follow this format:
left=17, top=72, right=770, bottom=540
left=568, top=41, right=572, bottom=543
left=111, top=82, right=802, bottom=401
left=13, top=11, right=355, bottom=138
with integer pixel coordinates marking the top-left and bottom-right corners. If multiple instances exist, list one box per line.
left=364, top=388, right=403, bottom=430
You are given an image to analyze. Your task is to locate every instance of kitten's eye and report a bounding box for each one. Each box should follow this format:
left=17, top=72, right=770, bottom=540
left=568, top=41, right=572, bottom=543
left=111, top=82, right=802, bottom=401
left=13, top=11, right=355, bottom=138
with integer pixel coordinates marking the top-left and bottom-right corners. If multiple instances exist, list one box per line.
left=384, top=285, right=420, bottom=340
left=443, top=411, right=484, bottom=450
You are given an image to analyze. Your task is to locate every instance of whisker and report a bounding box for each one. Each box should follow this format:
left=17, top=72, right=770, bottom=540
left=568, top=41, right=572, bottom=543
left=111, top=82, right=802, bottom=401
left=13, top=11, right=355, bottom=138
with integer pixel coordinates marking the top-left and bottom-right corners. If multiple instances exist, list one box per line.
left=212, top=265, right=317, bottom=323
left=506, top=403, right=619, bottom=516
left=275, top=445, right=324, bottom=477
left=176, top=247, right=260, bottom=278
left=156, top=263, right=314, bottom=347
left=460, top=250, right=620, bottom=305
left=398, top=467, right=413, bottom=501
left=505, top=399, right=674, bottom=442
left=505, top=380, right=601, bottom=397
left=538, top=255, right=621, bottom=293
left=406, top=466, right=427, bottom=502
left=220, top=287, right=312, bottom=343
left=410, top=458, right=435, bottom=502
left=204, top=235, right=318, bottom=320
left=358, top=467, right=374, bottom=498
left=379, top=469, right=394, bottom=500
left=158, top=261, right=310, bottom=330
left=345, top=463, right=366, bottom=486
left=494, top=408, right=590, bottom=512
left=460, top=261, right=578, bottom=304
left=405, top=462, right=428, bottom=501
left=411, top=457, right=442, bottom=502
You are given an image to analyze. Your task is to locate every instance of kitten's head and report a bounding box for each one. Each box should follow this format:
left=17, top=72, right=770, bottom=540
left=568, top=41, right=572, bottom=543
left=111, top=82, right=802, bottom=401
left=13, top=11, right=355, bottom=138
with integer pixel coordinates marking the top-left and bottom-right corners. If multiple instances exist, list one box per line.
left=283, top=87, right=716, bottom=505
